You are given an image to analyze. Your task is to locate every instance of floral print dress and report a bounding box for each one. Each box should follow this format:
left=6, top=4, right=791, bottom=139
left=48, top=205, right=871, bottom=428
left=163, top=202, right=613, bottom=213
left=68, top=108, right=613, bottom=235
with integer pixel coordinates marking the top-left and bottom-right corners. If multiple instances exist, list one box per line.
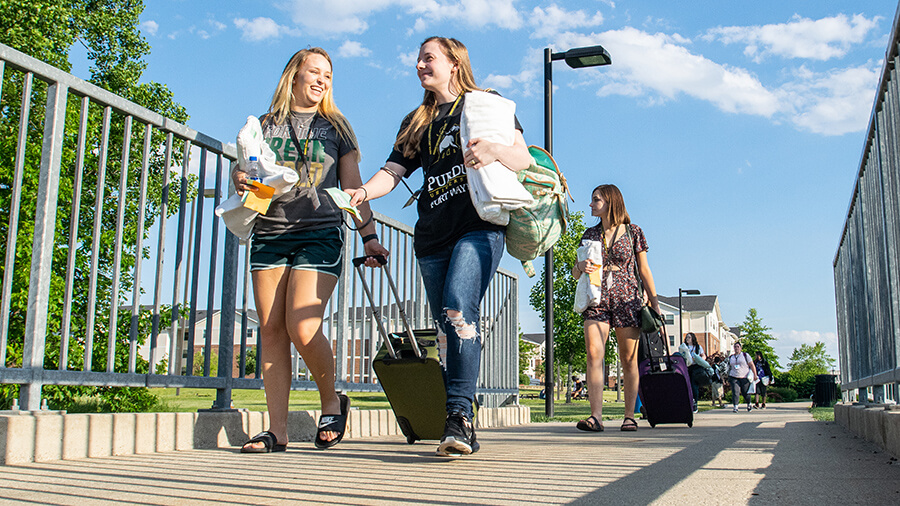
left=581, top=223, right=648, bottom=328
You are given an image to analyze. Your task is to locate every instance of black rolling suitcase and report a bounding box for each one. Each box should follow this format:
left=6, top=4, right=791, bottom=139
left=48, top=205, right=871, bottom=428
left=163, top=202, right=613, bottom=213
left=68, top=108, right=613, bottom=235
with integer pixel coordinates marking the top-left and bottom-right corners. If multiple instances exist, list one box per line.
left=353, top=256, right=447, bottom=444
left=637, top=327, right=694, bottom=428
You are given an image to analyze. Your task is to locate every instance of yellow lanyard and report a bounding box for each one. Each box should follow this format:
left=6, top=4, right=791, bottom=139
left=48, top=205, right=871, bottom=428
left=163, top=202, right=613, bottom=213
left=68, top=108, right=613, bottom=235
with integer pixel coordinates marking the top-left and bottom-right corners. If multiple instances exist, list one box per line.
left=427, top=95, right=463, bottom=157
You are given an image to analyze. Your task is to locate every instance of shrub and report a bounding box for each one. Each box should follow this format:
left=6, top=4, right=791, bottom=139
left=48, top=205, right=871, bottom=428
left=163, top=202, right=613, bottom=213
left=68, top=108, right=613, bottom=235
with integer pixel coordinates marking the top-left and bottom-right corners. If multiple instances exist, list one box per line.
left=768, top=386, right=798, bottom=402
left=519, top=373, right=531, bottom=386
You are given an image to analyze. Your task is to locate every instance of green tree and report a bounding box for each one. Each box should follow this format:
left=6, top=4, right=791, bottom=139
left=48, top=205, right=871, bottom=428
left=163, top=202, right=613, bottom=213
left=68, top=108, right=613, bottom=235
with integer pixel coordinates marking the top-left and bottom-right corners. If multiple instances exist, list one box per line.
left=0, top=0, right=192, bottom=411
left=737, top=308, right=780, bottom=370
left=519, top=334, right=537, bottom=378
left=529, top=212, right=616, bottom=397
left=786, top=342, right=835, bottom=397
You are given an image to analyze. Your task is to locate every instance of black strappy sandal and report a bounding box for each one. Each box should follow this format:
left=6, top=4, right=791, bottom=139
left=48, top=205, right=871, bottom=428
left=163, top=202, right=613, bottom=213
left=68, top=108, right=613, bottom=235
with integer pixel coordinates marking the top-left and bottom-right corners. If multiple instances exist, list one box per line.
left=576, top=415, right=604, bottom=432
left=620, top=417, right=638, bottom=432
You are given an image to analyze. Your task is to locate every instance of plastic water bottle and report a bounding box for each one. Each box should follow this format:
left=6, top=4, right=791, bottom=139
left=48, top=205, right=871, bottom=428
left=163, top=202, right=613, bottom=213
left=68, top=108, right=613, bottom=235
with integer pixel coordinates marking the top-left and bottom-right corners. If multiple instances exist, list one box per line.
left=247, top=156, right=262, bottom=183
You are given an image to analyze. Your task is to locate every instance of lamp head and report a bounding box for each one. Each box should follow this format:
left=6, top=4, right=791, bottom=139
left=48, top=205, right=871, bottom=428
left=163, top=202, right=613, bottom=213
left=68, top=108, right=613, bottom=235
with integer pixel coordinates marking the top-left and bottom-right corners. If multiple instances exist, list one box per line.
left=564, top=45, right=612, bottom=69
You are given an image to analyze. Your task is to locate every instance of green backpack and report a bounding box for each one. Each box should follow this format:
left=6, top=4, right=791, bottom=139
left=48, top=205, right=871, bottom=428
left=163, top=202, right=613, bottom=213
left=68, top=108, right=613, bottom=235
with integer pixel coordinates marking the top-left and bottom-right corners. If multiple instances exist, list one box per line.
left=506, top=146, right=572, bottom=277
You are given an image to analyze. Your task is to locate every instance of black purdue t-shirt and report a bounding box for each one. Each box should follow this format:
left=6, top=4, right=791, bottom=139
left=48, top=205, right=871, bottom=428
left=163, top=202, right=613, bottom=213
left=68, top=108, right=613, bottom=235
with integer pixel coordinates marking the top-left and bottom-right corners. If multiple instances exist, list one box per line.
left=387, top=93, right=523, bottom=257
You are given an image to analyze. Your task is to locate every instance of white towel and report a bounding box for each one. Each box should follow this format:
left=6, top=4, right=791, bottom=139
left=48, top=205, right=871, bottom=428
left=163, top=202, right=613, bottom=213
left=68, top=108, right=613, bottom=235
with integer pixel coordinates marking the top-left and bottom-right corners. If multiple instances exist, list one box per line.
left=573, top=240, right=604, bottom=313
left=459, top=91, right=534, bottom=225
left=215, top=116, right=300, bottom=240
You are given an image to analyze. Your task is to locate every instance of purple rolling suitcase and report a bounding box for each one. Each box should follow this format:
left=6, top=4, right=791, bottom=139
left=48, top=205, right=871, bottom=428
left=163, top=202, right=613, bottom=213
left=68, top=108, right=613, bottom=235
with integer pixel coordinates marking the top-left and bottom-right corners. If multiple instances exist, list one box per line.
left=638, top=328, right=694, bottom=428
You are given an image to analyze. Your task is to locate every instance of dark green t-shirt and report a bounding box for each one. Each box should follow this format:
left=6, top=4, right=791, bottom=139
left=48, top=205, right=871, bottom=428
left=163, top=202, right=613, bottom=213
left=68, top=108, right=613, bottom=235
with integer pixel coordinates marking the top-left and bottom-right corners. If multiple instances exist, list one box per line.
left=254, top=111, right=355, bottom=236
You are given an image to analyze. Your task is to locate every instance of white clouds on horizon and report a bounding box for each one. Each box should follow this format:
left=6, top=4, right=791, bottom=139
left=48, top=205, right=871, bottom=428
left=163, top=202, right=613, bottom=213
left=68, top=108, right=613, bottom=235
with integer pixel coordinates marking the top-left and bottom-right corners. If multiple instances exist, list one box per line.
left=771, top=330, right=839, bottom=369
left=234, top=17, right=302, bottom=41
left=705, top=14, right=881, bottom=62
left=529, top=5, right=604, bottom=39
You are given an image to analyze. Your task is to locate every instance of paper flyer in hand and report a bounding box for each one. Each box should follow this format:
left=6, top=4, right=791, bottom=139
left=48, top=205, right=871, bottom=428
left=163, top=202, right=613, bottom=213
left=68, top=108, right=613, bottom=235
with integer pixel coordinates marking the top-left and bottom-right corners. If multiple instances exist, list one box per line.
left=241, top=180, right=275, bottom=214
left=324, top=187, right=362, bottom=220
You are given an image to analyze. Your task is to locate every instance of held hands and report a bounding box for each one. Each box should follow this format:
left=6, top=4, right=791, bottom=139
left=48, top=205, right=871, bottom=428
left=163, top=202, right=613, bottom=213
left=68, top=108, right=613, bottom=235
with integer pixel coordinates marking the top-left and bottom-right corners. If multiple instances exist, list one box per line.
left=344, top=187, right=367, bottom=207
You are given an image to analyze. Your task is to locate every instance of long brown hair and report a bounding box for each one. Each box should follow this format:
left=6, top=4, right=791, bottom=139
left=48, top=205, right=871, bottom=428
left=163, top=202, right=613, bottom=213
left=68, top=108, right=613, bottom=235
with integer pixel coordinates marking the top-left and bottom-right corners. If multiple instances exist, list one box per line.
left=268, top=47, right=358, bottom=158
left=593, top=184, right=631, bottom=226
left=394, top=37, right=480, bottom=159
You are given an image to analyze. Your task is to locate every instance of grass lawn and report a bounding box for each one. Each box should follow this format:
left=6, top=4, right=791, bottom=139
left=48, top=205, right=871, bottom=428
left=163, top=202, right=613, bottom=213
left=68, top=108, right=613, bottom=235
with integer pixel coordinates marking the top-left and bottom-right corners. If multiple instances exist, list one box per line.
left=150, top=388, right=392, bottom=412
left=518, top=387, right=720, bottom=423
left=150, top=386, right=725, bottom=424
left=809, top=406, right=835, bottom=422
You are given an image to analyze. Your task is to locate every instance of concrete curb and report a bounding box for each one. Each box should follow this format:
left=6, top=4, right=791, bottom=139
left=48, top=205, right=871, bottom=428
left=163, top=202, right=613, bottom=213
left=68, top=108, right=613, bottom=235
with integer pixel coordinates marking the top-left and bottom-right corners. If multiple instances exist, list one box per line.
left=0, top=405, right=530, bottom=465
left=834, top=402, right=900, bottom=458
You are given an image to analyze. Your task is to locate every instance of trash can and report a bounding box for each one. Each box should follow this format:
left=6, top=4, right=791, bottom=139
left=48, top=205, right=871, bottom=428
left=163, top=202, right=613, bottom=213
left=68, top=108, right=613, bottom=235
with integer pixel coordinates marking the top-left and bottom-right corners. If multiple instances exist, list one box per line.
left=814, top=374, right=837, bottom=407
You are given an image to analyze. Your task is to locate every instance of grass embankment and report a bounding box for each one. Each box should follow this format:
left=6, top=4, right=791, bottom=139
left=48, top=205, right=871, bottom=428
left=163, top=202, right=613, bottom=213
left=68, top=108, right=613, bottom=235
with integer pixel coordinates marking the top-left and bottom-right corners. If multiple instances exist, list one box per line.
left=151, top=387, right=649, bottom=423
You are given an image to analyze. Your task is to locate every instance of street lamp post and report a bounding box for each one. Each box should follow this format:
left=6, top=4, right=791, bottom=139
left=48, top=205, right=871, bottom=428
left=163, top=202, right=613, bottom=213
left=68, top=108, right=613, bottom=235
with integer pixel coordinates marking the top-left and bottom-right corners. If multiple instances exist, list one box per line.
left=678, top=288, right=700, bottom=344
left=544, top=45, right=611, bottom=417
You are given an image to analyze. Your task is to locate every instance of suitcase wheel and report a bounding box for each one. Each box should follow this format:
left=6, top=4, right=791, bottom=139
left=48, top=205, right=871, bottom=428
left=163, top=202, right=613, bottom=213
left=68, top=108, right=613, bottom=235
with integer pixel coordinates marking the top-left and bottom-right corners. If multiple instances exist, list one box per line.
left=396, top=417, right=420, bottom=444
left=649, top=421, right=656, bottom=428
left=688, top=421, right=692, bottom=428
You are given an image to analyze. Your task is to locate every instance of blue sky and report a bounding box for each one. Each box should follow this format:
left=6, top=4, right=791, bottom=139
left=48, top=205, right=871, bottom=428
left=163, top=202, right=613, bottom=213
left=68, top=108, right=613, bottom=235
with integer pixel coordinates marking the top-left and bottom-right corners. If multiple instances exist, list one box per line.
left=129, top=0, right=899, bottom=367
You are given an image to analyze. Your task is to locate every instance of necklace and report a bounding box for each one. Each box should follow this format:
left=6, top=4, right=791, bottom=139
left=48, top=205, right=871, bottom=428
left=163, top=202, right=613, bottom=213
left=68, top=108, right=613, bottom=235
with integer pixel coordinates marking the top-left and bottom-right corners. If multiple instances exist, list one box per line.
left=287, top=113, right=320, bottom=208
left=427, top=94, right=463, bottom=157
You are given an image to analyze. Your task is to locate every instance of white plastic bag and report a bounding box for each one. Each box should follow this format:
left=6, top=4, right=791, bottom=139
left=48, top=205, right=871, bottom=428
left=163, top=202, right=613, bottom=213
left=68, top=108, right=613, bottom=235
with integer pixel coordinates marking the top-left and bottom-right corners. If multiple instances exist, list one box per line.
left=460, top=91, right=533, bottom=225
left=215, top=116, right=300, bottom=239
left=678, top=343, right=694, bottom=366
left=573, top=240, right=603, bottom=313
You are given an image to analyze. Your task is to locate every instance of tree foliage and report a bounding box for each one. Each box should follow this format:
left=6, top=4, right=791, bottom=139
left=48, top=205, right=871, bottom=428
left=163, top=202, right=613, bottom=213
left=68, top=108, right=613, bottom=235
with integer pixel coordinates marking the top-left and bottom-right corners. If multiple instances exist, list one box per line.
left=737, top=308, right=780, bottom=370
left=0, top=0, right=192, bottom=411
left=785, top=342, right=835, bottom=397
left=529, top=212, right=617, bottom=381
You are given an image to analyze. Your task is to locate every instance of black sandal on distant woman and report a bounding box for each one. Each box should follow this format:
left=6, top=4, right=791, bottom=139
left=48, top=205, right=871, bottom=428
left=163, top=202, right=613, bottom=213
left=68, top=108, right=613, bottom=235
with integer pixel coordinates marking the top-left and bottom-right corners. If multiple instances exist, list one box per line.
left=576, top=415, right=604, bottom=432
left=620, top=417, right=638, bottom=432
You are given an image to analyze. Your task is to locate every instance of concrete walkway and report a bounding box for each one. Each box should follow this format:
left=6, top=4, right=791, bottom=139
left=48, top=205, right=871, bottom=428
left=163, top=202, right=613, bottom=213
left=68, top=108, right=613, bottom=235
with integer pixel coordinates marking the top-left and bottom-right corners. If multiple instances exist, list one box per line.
left=2, top=403, right=898, bottom=505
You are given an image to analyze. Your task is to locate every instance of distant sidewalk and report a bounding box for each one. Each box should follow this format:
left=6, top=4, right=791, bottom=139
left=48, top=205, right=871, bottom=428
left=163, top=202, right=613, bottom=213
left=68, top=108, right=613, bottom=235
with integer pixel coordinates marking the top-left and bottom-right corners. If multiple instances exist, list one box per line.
left=2, top=403, right=899, bottom=505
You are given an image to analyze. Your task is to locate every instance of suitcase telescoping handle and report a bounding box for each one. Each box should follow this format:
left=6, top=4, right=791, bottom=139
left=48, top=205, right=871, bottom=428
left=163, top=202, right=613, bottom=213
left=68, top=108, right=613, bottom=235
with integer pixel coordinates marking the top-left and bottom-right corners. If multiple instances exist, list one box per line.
left=352, top=255, right=424, bottom=360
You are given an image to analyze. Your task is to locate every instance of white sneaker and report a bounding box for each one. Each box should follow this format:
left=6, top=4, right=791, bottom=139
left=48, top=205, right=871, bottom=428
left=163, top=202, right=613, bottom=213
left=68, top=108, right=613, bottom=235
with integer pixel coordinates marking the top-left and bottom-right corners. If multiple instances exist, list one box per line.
left=733, top=406, right=738, bottom=413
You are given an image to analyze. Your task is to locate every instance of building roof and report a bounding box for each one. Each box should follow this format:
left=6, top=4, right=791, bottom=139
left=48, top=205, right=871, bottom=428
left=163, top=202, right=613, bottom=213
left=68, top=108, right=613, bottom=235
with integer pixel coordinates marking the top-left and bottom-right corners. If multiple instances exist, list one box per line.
left=658, top=295, right=718, bottom=312
left=522, top=333, right=545, bottom=345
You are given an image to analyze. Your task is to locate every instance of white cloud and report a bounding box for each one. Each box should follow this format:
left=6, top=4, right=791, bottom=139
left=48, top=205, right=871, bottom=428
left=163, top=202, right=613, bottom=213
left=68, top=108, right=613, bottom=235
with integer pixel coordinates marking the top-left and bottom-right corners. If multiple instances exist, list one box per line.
left=209, top=20, right=227, bottom=32
left=705, top=14, right=881, bottom=62
left=562, top=28, right=779, bottom=116
left=482, top=47, right=543, bottom=97
left=770, top=330, right=839, bottom=369
left=338, top=40, right=372, bottom=58
left=141, top=20, right=159, bottom=36
left=529, top=5, right=604, bottom=39
left=398, top=49, right=418, bottom=68
left=279, top=0, right=523, bottom=36
left=779, top=63, right=879, bottom=135
left=233, top=17, right=301, bottom=41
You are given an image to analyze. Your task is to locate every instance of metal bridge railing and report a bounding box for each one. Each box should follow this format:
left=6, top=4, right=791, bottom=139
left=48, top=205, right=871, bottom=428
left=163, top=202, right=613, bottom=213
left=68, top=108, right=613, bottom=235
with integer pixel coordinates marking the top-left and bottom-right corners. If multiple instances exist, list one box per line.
left=834, top=5, right=900, bottom=404
left=0, top=42, right=519, bottom=411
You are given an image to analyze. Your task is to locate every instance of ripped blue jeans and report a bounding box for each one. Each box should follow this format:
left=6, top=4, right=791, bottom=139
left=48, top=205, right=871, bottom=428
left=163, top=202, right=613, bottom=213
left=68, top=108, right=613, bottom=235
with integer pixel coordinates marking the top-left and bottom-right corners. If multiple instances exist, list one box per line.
left=417, top=229, right=505, bottom=419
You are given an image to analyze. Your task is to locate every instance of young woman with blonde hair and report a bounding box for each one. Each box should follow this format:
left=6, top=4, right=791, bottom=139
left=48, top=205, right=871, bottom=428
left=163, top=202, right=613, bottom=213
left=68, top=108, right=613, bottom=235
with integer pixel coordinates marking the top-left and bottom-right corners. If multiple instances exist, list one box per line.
left=346, top=36, right=532, bottom=456
left=573, top=184, right=661, bottom=432
left=235, top=47, right=387, bottom=452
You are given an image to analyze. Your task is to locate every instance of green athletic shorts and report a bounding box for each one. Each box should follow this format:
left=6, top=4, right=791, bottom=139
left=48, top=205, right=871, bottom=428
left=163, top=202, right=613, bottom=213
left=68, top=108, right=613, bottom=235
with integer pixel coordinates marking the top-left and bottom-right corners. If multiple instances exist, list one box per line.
left=250, top=226, right=344, bottom=277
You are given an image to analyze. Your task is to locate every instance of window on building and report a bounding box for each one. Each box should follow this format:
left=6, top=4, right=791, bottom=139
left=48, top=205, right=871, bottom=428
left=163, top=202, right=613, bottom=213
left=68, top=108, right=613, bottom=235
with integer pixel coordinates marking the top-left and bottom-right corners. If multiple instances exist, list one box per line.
left=669, top=335, right=675, bottom=347
left=665, top=315, right=674, bottom=325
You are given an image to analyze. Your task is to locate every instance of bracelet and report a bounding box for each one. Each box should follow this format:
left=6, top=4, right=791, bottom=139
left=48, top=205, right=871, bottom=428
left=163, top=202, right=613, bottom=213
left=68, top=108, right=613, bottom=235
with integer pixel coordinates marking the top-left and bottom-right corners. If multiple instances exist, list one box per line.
left=359, top=186, right=368, bottom=202
left=361, top=234, right=378, bottom=244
